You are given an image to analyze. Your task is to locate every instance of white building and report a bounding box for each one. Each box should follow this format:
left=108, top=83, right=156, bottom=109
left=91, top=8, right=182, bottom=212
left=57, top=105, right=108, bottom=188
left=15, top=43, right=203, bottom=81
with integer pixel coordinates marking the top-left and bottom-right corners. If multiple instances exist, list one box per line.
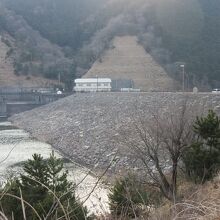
left=74, top=78, right=112, bottom=92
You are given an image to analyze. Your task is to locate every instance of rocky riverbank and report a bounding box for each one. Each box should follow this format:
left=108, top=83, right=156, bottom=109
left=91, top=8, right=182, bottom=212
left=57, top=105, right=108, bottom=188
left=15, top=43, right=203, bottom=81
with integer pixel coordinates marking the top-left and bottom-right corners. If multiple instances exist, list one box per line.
left=10, top=92, right=220, bottom=173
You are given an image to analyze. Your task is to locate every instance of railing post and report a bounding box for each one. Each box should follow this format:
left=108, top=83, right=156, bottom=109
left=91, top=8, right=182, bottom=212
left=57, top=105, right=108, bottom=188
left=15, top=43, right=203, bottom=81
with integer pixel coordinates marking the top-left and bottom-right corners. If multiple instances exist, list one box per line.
left=0, top=96, right=7, bottom=117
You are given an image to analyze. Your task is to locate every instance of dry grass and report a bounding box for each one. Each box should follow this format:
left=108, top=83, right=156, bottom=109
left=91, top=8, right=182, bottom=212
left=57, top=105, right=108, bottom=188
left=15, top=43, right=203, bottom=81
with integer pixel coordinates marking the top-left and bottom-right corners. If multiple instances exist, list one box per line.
left=84, top=36, right=179, bottom=92
left=174, top=178, right=220, bottom=220
left=149, top=176, right=220, bottom=220
left=0, top=36, right=60, bottom=87
left=2, top=176, right=219, bottom=219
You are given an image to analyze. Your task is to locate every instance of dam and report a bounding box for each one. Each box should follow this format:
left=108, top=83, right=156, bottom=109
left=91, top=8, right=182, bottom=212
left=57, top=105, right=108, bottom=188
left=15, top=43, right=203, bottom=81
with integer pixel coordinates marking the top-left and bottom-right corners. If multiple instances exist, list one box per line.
left=0, top=91, right=69, bottom=117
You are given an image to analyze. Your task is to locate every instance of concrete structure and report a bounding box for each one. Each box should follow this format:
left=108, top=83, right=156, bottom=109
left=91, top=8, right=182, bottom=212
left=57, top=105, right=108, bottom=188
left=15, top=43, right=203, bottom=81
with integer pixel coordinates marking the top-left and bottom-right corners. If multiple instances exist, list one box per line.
left=74, top=78, right=111, bottom=92
left=212, top=88, right=220, bottom=94
left=111, top=79, right=133, bottom=91
left=193, top=87, right=198, bottom=93
left=0, top=91, right=69, bottom=117
left=121, top=88, right=141, bottom=92
left=0, top=87, right=53, bottom=93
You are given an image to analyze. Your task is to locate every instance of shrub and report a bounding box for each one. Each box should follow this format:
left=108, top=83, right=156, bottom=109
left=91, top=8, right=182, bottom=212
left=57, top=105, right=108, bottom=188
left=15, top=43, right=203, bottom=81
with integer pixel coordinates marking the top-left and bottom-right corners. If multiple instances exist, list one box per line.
left=13, top=62, right=23, bottom=75
left=6, top=48, right=14, bottom=58
left=108, top=175, right=161, bottom=219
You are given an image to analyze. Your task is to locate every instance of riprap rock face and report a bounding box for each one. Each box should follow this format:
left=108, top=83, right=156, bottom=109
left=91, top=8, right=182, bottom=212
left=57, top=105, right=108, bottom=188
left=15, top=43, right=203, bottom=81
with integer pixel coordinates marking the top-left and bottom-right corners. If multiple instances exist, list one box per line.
left=10, top=92, right=220, bottom=172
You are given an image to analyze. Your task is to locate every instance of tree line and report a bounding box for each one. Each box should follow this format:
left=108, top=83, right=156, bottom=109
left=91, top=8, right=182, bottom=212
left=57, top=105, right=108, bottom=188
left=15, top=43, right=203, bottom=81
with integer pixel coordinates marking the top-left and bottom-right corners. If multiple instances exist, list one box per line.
left=1, top=0, right=220, bottom=89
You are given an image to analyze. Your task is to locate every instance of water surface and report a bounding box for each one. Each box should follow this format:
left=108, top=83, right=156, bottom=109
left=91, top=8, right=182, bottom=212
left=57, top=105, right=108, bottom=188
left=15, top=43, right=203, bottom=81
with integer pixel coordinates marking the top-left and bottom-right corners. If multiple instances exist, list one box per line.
left=0, top=121, right=109, bottom=215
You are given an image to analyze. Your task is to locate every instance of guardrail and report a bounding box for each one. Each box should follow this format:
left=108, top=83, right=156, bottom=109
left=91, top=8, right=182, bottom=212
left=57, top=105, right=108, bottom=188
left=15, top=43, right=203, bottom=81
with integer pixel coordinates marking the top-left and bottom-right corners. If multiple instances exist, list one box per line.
left=0, top=92, right=72, bottom=117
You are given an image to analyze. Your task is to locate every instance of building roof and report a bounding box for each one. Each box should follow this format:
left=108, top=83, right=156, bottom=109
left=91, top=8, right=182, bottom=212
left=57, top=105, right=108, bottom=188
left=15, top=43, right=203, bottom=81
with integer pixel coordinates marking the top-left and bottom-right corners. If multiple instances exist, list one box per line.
left=75, top=78, right=111, bottom=83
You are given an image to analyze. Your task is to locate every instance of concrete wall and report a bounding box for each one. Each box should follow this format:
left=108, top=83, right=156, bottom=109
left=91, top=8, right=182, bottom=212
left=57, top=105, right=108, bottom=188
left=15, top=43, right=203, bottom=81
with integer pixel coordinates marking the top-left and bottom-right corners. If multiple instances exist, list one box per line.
left=35, top=94, right=67, bottom=104
left=0, top=92, right=69, bottom=117
left=0, top=92, right=68, bottom=104
left=0, top=93, right=37, bottom=102
left=7, top=103, right=42, bottom=117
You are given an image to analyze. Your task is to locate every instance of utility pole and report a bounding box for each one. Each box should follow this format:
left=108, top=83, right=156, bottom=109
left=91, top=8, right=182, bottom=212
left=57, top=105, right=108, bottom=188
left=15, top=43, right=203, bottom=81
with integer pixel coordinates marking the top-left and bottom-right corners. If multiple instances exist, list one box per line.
left=180, top=64, right=185, bottom=92
left=58, top=73, right=61, bottom=86
left=96, top=75, right=98, bottom=92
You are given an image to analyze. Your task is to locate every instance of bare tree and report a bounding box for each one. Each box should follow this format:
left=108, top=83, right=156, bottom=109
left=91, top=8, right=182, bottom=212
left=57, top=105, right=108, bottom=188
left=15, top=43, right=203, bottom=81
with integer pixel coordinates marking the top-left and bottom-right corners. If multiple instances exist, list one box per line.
left=118, top=99, right=198, bottom=202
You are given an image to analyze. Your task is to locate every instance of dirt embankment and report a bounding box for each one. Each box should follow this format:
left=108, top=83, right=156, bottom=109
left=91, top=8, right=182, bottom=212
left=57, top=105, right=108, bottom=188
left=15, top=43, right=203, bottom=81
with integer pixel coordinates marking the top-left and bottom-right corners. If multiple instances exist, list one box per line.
left=10, top=93, right=220, bottom=173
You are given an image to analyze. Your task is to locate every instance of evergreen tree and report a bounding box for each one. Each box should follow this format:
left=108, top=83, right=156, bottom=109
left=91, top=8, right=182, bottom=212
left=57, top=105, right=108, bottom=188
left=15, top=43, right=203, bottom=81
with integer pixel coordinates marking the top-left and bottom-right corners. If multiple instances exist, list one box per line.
left=193, top=109, right=220, bottom=147
left=20, top=154, right=49, bottom=203
left=183, top=110, right=220, bottom=183
left=1, top=153, right=87, bottom=220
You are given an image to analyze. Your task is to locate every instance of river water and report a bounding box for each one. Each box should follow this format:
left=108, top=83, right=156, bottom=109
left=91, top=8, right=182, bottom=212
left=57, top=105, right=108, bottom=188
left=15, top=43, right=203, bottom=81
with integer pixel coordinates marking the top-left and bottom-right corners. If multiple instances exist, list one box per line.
left=0, top=121, right=109, bottom=215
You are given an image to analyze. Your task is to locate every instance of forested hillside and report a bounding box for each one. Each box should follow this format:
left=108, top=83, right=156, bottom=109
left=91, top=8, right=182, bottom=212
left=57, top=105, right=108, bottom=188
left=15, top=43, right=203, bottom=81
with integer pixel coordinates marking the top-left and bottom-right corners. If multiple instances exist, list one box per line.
left=0, top=0, right=220, bottom=89
left=157, top=0, right=220, bottom=88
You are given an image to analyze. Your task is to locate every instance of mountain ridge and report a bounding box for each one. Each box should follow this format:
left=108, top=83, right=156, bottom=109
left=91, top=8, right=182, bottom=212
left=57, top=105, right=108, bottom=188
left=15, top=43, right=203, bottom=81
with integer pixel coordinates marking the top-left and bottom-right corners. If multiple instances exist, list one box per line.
left=0, top=0, right=220, bottom=89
